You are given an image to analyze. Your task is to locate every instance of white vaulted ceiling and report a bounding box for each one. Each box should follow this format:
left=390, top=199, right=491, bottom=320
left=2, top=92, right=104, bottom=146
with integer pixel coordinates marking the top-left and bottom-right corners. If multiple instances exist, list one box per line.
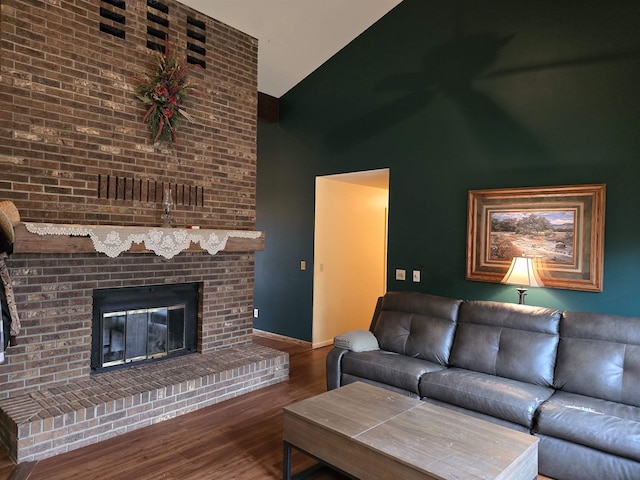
left=178, top=0, right=403, bottom=98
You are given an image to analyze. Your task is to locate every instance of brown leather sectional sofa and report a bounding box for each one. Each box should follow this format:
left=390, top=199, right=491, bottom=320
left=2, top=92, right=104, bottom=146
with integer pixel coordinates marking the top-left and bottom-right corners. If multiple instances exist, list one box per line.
left=326, top=291, right=640, bottom=480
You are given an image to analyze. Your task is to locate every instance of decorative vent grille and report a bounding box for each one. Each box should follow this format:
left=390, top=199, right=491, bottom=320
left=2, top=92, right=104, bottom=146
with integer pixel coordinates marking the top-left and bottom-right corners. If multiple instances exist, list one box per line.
left=98, top=0, right=206, bottom=68
left=186, top=17, right=206, bottom=68
left=98, top=175, right=205, bottom=208
left=146, top=0, right=169, bottom=52
left=99, top=0, right=126, bottom=39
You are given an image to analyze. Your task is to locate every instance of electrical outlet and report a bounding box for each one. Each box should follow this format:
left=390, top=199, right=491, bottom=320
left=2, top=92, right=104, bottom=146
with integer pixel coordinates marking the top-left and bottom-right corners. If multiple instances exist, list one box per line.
left=253, top=308, right=259, bottom=318
left=395, top=269, right=406, bottom=281
left=413, top=270, right=421, bottom=282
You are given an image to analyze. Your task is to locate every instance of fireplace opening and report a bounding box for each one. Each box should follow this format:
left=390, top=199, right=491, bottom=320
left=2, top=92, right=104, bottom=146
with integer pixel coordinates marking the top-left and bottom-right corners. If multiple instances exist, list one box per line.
left=91, top=283, right=200, bottom=372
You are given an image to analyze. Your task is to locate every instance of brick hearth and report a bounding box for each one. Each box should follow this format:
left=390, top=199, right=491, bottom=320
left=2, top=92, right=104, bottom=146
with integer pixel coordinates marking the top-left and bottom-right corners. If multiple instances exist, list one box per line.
left=0, top=343, right=287, bottom=462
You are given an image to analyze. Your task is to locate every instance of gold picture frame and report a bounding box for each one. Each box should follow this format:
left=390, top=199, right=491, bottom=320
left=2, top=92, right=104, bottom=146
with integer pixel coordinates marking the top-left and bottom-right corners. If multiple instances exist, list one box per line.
left=466, top=184, right=606, bottom=292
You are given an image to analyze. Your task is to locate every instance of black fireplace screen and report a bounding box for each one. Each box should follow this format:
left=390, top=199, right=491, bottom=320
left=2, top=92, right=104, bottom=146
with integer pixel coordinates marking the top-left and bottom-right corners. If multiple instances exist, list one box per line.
left=92, top=283, right=199, bottom=372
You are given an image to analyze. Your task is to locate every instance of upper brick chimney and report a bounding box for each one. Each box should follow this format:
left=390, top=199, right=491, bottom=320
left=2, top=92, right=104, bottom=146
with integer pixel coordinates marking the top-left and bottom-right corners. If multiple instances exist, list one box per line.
left=0, top=0, right=260, bottom=399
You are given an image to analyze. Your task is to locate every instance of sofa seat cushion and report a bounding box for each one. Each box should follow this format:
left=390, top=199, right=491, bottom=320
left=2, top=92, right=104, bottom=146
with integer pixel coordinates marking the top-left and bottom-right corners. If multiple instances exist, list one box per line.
left=419, top=368, right=554, bottom=428
left=536, top=391, right=640, bottom=462
left=537, top=434, right=640, bottom=480
left=423, top=398, right=530, bottom=433
left=341, top=350, right=446, bottom=395
left=341, top=374, right=420, bottom=399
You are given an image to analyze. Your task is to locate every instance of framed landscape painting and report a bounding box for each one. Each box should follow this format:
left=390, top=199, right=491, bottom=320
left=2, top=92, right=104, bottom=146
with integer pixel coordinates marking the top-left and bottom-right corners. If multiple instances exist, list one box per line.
left=466, top=184, right=606, bottom=292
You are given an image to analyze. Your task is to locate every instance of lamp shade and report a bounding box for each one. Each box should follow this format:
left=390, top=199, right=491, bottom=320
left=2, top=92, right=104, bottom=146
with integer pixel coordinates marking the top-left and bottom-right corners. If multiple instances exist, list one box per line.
left=501, top=256, right=544, bottom=287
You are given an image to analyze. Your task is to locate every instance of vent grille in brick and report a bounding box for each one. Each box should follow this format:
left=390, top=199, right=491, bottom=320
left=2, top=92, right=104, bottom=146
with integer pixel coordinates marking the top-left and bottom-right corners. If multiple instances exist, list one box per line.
left=187, top=17, right=207, bottom=68
left=147, top=0, right=170, bottom=52
left=100, top=0, right=126, bottom=39
left=98, top=175, right=204, bottom=208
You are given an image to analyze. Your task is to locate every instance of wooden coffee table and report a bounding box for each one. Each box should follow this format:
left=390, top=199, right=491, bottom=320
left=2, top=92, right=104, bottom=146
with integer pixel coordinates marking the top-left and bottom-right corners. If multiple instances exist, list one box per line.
left=283, top=382, right=538, bottom=480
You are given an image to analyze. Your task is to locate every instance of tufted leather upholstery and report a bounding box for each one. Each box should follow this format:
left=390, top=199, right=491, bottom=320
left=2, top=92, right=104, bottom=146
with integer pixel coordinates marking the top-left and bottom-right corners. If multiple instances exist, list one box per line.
left=450, top=300, right=561, bottom=386
left=373, top=291, right=461, bottom=364
left=420, top=300, right=560, bottom=428
left=553, top=311, right=640, bottom=405
left=332, top=291, right=461, bottom=395
left=534, top=310, right=640, bottom=479
left=326, top=292, right=640, bottom=480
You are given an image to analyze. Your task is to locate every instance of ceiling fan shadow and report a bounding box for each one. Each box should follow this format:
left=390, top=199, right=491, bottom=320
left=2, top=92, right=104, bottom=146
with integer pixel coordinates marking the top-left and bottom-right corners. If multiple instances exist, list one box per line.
left=325, top=32, right=515, bottom=150
left=450, top=87, right=551, bottom=164
left=324, top=88, right=436, bottom=149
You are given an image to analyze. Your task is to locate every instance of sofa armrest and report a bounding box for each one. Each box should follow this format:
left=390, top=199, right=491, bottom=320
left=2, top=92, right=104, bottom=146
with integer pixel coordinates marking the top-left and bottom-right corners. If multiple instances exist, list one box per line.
left=326, top=347, right=349, bottom=390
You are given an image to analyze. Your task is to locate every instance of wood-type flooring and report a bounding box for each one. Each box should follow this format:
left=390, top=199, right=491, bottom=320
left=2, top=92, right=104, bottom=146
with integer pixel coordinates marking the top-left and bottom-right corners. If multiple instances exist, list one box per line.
left=0, top=335, right=552, bottom=480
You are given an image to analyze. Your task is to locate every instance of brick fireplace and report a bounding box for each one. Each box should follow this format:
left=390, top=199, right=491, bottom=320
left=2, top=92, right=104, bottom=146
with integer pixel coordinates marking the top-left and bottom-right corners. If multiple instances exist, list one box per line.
left=0, top=0, right=287, bottom=463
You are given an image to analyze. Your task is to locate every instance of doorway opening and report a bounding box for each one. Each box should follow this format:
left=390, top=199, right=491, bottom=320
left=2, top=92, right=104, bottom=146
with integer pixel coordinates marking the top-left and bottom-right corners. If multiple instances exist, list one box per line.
left=312, top=168, right=389, bottom=347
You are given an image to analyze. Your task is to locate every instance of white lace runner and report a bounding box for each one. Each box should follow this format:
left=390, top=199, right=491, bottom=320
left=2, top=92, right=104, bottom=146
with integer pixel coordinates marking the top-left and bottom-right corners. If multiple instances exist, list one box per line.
left=24, top=223, right=261, bottom=259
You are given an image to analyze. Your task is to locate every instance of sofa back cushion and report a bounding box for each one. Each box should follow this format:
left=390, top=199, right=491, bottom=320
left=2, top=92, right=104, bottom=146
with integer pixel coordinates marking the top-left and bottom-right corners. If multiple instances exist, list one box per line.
left=372, top=292, right=462, bottom=366
left=555, top=311, right=640, bottom=407
left=450, top=300, right=561, bottom=386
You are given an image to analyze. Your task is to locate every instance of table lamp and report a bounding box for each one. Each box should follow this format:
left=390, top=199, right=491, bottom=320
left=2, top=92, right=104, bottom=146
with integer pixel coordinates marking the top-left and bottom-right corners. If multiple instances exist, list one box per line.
left=501, top=255, right=544, bottom=304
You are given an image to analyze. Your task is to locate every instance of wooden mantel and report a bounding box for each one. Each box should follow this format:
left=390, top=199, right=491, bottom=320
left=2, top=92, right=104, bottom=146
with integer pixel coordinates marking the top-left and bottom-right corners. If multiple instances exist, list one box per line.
left=13, top=223, right=265, bottom=255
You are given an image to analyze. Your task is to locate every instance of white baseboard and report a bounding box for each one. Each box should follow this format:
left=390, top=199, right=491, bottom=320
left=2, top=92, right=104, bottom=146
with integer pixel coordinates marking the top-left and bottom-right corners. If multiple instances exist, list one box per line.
left=252, top=329, right=334, bottom=349
left=252, top=328, right=312, bottom=347
left=312, top=338, right=334, bottom=349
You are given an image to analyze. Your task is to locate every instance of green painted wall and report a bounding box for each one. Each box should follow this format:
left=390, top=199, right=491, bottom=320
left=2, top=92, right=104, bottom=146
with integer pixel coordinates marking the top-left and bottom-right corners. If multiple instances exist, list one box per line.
left=255, top=0, right=640, bottom=341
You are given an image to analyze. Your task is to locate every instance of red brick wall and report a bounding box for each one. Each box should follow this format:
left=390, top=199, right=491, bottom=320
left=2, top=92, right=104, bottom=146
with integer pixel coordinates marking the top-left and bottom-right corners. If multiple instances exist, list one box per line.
left=0, top=0, right=258, bottom=399
left=1, top=0, right=257, bottom=227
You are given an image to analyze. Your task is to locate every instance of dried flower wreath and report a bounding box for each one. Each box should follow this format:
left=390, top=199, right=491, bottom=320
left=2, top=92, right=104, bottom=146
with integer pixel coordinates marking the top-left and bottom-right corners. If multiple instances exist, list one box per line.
left=133, top=37, right=201, bottom=145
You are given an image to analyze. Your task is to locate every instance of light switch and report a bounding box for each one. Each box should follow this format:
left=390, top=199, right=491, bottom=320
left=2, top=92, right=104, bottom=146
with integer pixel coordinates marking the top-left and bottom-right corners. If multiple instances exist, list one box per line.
left=301, top=261, right=306, bottom=270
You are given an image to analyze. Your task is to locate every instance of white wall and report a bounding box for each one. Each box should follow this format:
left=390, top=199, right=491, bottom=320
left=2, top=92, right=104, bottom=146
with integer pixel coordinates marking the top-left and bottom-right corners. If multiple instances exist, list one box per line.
left=312, top=175, right=388, bottom=347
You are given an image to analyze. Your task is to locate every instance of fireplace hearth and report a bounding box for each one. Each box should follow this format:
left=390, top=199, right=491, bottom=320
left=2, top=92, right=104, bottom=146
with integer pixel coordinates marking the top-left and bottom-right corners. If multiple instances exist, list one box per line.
left=0, top=340, right=289, bottom=463
left=91, top=283, right=199, bottom=372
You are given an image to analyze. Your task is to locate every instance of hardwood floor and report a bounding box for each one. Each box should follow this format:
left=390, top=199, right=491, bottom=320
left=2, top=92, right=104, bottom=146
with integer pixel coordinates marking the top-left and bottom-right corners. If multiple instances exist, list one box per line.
left=0, top=336, right=552, bottom=480
left=0, top=336, right=333, bottom=480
